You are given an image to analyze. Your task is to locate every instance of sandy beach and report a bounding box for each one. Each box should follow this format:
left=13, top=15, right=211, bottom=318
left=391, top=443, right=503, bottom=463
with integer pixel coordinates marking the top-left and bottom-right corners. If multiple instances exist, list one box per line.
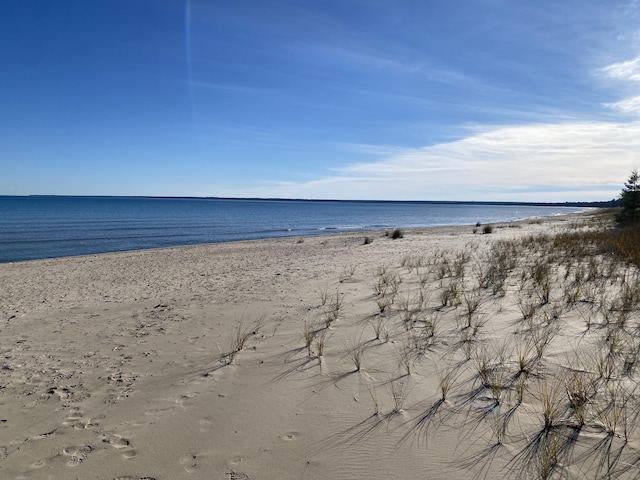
left=2, top=211, right=640, bottom=480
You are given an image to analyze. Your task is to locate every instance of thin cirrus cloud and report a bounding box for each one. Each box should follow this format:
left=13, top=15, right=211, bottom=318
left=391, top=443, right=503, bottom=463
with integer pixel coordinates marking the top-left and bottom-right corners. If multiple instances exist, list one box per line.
left=602, top=54, right=640, bottom=115
left=607, top=96, right=640, bottom=115
left=300, top=43, right=472, bottom=86
left=600, top=55, right=640, bottom=82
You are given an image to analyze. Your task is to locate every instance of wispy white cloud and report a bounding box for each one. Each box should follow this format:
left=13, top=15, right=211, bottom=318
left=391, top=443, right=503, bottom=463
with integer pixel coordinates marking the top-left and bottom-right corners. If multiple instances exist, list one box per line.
left=600, top=55, right=640, bottom=82
left=606, top=95, right=640, bottom=115
left=334, top=143, right=416, bottom=157
left=212, top=121, right=640, bottom=201
left=189, top=81, right=264, bottom=93
left=288, top=39, right=474, bottom=87
left=601, top=54, right=640, bottom=116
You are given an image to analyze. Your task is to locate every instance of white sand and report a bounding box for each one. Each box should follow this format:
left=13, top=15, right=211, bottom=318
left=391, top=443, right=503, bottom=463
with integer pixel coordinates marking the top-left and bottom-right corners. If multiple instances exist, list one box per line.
left=1, top=212, right=638, bottom=479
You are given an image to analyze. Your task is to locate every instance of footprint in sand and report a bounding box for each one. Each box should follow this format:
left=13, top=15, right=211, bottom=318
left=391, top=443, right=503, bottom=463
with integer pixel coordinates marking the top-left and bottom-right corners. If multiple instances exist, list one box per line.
left=85, top=415, right=105, bottom=429
left=111, top=477, right=157, bottom=480
left=62, top=445, right=93, bottom=466
left=228, top=470, right=251, bottom=480
left=61, top=407, right=89, bottom=429
left=64, top=406, right=83, bottom=420
left=112, top=437, right=131, bottom=448
left=30, top=458, right=49, bottom=469
left=122, top=449, right=137, bottom=459
left=63, top=418, right=86, bottom=429
left=198, top=417, right=212, bottom=432
left=175, top=393, right=196, bottom=408
left=278, top=431, right=299, bottom=442
left=104, top=434, right=137, bottom=459
left=47, top=385, right=90, bottom=402
left=144, top=406, right=173, bottom=416
left=122, top=419, right=144, bottom=428
left=179, top=453, right=201, bottom=473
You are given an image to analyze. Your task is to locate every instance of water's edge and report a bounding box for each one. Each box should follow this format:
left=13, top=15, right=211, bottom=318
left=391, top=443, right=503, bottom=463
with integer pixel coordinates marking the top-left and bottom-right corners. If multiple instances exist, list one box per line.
left=0, top=197, right=588, bottom=263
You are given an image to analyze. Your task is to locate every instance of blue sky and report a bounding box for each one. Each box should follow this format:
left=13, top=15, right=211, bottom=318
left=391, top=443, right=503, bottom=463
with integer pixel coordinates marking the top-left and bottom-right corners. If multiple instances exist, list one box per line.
left=2, top=0, right=640, bottom=201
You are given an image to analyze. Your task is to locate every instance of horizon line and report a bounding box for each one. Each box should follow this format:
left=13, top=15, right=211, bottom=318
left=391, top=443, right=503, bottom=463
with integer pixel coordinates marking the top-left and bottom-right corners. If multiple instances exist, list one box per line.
left=1, top=194, right=619, bottom=207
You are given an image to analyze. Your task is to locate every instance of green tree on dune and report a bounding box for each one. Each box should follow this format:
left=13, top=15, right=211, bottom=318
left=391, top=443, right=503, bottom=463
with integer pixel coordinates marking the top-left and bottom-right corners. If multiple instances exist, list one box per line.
left=619, top=168, right=640, bottom=222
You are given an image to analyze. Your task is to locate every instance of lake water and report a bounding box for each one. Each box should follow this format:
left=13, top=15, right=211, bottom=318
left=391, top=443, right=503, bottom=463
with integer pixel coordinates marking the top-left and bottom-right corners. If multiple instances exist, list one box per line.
left=0, top=196, right=585, bottom=263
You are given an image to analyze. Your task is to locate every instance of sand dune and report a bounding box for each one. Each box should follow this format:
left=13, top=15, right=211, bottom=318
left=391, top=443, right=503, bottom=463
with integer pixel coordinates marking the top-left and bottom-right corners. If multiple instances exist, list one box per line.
left=2, top=212, right=639, bottom=479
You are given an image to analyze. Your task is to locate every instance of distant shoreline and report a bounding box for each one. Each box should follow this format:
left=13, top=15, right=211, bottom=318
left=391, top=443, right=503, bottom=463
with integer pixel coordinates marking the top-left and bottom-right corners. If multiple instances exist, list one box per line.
left=12, top=194, right=619, bottom=208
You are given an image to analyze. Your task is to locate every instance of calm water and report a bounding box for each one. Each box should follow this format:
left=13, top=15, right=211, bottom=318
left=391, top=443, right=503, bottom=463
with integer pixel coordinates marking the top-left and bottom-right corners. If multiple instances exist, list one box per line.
left=0, top=196, right=584, bottom=263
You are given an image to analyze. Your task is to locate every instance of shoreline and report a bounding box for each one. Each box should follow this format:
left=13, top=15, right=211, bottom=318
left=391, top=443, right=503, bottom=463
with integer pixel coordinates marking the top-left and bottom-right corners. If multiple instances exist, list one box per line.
left=2, top=208, right=636, bottom=479
left=1, top=208, right=595, bottom=266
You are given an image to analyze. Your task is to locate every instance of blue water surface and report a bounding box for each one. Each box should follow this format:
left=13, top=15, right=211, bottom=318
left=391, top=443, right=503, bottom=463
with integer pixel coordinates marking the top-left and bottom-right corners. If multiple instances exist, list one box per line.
left=0, top=196, right=584, bottom=263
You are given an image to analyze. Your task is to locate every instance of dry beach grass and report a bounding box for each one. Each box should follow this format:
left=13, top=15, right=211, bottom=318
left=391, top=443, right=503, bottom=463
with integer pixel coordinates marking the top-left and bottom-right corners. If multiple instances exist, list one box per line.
left=1, top=210, right=640, bottom=479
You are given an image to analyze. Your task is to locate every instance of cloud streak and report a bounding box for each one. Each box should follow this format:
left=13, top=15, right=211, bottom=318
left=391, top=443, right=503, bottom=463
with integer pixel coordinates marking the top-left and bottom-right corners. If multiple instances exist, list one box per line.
left=606, top=95, right=640, bottom=115
left=601, top=55, right=640, bottom=82
left=601, top=54, right=640, bottom=116
left=213, top=120, right=640, bottom=202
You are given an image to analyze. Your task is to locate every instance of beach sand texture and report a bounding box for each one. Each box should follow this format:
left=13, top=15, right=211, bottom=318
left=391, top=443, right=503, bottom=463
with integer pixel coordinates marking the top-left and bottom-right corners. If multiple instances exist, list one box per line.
left=1, top=212, right=640, bottom=479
